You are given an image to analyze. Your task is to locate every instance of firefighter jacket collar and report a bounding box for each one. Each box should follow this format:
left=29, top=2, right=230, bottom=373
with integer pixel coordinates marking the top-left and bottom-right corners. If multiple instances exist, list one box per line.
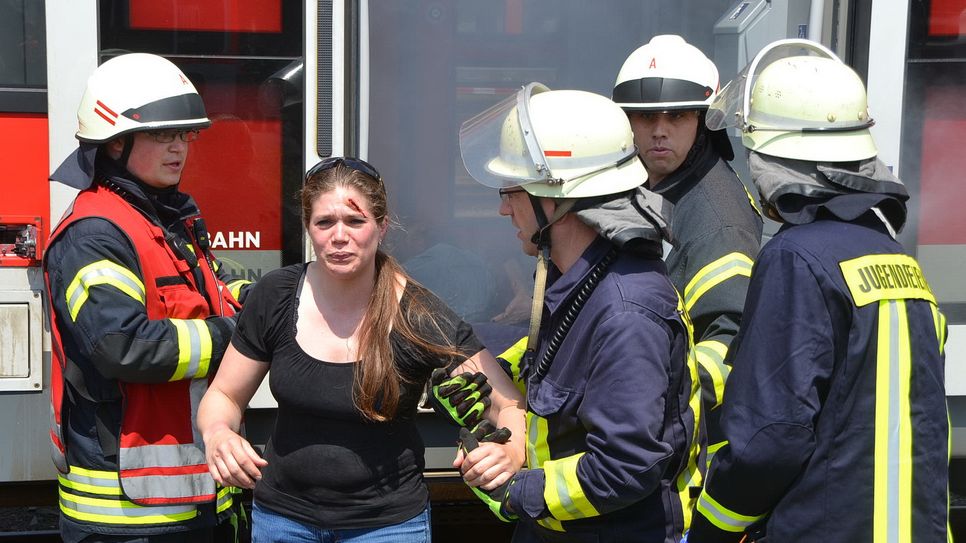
left=648, top=127, right=720, bottom=203
left=572, top=185, right=671, bottom=257
left=750, top=150, right=908, bottom=229
left=50, top=143, right=100, bottom=190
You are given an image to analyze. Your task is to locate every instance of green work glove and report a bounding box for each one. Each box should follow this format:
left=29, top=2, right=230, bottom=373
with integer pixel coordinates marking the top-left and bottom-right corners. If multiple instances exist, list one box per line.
left=429, top=368, right=491, bottom=428
left=458, top=423, right=517, bottom=523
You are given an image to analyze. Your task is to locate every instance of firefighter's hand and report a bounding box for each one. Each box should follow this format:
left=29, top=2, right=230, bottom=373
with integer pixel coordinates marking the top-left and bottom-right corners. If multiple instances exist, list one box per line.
left=455, top=424, right=517, bottom=522
left=428, top=368, right=491, bottom=428
left=204, top=426, right=268, bottom=489
left=454, top=421, right=515, bottom=490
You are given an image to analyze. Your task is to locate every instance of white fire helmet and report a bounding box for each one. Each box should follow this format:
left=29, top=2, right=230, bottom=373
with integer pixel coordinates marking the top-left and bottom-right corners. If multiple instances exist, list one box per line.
left=76, top=53, right=211, bottom=143
left=612, top=34, right=718, bottom=111
left=459, top=83, right=645, bottom=199
left=707, top=39, right=877, bottom=162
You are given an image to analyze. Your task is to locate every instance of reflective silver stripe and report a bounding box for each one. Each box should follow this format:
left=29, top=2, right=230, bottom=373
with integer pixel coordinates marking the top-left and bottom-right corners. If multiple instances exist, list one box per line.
left=59, top=490, right=198, bottom=525
left=695, top=491, right=762, bottom=532
left=66, top=261, right=146, bottom=320
left=552, top=470, right=581, bottom=518
left=216, top=486, right=233, bottom=514
left=122, top=472, right=215, bottom=502
left=170, top=319, right=212, bottom=380
left=683, top=253, right=753, bottom=312
left=122, top=443, right=207, bottom=469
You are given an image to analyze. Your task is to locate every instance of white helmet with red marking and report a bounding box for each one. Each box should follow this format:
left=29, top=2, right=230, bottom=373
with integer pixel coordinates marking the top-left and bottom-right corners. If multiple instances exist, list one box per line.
left=612, top=34, right=719, bottom=111
left=75, top=53, right=210, bottom=143
left=459, top=83, right=645, bottom=199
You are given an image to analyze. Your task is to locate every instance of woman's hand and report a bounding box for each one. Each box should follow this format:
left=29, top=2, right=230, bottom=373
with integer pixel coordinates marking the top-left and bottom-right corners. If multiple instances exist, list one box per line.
left=453, top=423, right=524, bottom=491
left=204, top=425, right=268, bottom=489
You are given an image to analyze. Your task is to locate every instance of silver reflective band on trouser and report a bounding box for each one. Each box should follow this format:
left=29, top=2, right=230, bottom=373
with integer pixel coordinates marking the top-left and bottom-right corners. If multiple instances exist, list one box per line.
left=696, top=491, right=764, bottom=533
left=59, top=466, right=199, bottom=525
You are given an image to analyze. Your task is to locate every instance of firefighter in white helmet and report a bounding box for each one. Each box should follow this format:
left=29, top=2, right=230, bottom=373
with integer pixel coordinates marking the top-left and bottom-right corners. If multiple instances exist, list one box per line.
left=614, top=35, right=763, bottom=466
left=458, top=83, right=703, bottom=542
left=687, top=40, right=949, bottom=542
left=43, top=53, right=251, bottom=543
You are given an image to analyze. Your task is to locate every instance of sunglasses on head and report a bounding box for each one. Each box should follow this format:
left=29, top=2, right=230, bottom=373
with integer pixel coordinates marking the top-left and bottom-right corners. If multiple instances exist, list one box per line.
left=305, top=157, right=382, bottom=182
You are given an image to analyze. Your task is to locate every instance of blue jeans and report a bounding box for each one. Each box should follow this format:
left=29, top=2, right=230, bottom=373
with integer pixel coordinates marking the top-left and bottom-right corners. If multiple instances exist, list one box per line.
left=251, top=501, right=431, bottom=543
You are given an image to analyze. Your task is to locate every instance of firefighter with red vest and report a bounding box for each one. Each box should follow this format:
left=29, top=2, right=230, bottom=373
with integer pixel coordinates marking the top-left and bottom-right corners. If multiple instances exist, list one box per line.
left=43, top=53, right=252, bottom=543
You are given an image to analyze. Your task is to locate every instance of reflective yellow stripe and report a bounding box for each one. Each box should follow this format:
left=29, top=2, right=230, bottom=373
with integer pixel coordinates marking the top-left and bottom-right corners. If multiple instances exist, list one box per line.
left=526, top=412, right=564, bottom=532
left=684, top=253, right=754, bottom=312
left=840, top=254, right=936, bottom=307
left=873, top=299, right=913, bottom=543
left=696, top=490, right=765, bottom=532
left=695, top=340, right=729, bottom=409
left=216, top=486, right=233, bottom=514
left=226, top=279, right=251, bottom=301
left=66, top=260, right=145, bottom=321
left=706, top=440, right=727, bottom=472
left=498, top=337, right=528, bottom=396
left=543, top=453, right=599, bottom=521
left=675, top=291, right=703, bottom=530
left=931, top=304, right=947, bottom=355
left=59, top=466, right=198, bottom=525
left=743, top=185, right=763, bottom=218
left=169, top=319, right=213, bottom=381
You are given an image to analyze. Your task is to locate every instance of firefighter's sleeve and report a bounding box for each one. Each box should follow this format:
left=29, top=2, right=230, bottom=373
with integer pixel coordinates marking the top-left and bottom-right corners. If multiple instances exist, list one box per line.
left=211, top=254, right=254, bottom=303
left=687, top=245, right=834, bottom=543
left=46, top=218, right=236, bottom=383
left=507, top=311, right=679, bottom=521
left=681, top=226, right=759, bottom=414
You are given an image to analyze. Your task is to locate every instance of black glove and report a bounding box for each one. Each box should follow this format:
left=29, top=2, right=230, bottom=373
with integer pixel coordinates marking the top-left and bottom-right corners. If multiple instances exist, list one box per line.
left=458, top=423, right=516, bottom=522
left=428, top=368, right=492, bottom=428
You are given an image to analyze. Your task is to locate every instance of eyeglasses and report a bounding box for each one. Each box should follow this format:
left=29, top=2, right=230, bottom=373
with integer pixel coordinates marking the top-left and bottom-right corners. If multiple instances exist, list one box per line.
left=305, top=157, right=382, bottom=182
left=499, top=186, right=527, bottom=203
left=146, top=129, right=200, bottom=143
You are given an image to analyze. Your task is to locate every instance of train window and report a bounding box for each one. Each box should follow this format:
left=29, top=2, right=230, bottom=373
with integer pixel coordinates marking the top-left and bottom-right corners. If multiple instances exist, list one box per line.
left=98, top=1, right=305, bottom=281
left=902, top=0, right=966, bottom=324
left=0, top=0, right=46, bottom=112
left=364, top=1, right=736, bottom=336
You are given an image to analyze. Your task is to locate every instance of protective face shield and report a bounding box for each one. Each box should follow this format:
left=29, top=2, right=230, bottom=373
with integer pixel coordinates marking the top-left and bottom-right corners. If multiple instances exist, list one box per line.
left=76, top=53, right=211, bottom=143
left=612, top=34, right=719, bottom=111
left=459, top=83, right=645, bottom=199
left=707, top=39, right=876, bottom=162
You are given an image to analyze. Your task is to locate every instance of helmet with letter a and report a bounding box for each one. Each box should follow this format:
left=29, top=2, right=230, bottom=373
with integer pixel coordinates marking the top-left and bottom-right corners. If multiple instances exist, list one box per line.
left=612, top=34, right=719, bottom=112
left=459, top=82, right=646, bottom=199
left=75, top=53, right=211, bottom=143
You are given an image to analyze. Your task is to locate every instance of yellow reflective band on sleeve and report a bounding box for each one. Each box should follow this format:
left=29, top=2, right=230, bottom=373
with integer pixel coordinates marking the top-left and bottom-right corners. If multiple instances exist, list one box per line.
left=66, top=260, right=146, bottom=321
left=873, top=299, right=914, bottom=543
left=498, top=337, right=529, bottom=397
left=706, top=440, right=728, bottom=472
left=931, top=304, right=947, bottom=356
left=695, top=490, right=765, bottom=533
left=542, top=453, right=600, bottom=521
left=840, top=254, right=936, bottom=307
left=216, top=486, right=233, bottom=514
left=673, top=287, right=704, bottom=530
left=526, top=411, right=564, bottom=532
left=695, top=340, right=730, bottom=408
left=226, top=279, right=252, bottom=301
left=169, top=319, right=213, bottom=381
left=684, top=253, right=754, bottom=312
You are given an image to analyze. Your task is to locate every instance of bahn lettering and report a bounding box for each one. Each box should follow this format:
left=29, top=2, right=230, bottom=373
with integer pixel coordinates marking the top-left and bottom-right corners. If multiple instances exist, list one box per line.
left=211, top=231, right=261, bottom=249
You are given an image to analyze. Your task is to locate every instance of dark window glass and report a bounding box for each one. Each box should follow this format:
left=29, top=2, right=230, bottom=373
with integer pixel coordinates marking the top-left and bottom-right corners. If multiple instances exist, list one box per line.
left=0, top=0, right=46, bottom=112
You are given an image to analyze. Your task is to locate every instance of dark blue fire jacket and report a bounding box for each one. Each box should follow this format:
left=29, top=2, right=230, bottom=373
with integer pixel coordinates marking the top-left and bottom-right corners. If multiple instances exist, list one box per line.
left=688, top=215, right=949, bottom=542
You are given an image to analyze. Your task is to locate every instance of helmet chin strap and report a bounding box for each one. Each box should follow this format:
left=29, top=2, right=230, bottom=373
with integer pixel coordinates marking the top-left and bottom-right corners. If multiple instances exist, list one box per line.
left=522, top=194, right=576, bottom=377
left=118, top=134, right=136, bottom=167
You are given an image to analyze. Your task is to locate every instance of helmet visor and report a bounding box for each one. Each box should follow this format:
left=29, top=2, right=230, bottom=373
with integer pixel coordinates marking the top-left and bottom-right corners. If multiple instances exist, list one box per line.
left=706, top=39, right=840, bottom=131
left=459, top=82, right=552, bottom=188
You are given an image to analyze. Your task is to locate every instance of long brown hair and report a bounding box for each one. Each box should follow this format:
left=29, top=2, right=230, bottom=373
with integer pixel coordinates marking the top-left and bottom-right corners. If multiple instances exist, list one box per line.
left=301, top=162, right=465, bottom=421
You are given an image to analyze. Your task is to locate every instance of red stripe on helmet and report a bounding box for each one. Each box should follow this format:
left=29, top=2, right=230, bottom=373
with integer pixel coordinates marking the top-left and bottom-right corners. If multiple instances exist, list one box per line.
left=544, top=150, right=572, bottom=157
left=95, top=100, right=118, bottom=118
left=94, top=108, right=117, bottom=125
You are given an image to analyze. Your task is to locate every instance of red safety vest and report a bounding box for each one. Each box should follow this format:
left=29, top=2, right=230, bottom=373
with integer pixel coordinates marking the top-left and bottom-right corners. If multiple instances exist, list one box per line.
left=46, top=184, right=240, bottom=507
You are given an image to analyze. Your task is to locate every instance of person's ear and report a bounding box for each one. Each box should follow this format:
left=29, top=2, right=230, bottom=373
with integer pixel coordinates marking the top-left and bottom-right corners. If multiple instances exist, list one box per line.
left=105, top=137, right=125, bottom=160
